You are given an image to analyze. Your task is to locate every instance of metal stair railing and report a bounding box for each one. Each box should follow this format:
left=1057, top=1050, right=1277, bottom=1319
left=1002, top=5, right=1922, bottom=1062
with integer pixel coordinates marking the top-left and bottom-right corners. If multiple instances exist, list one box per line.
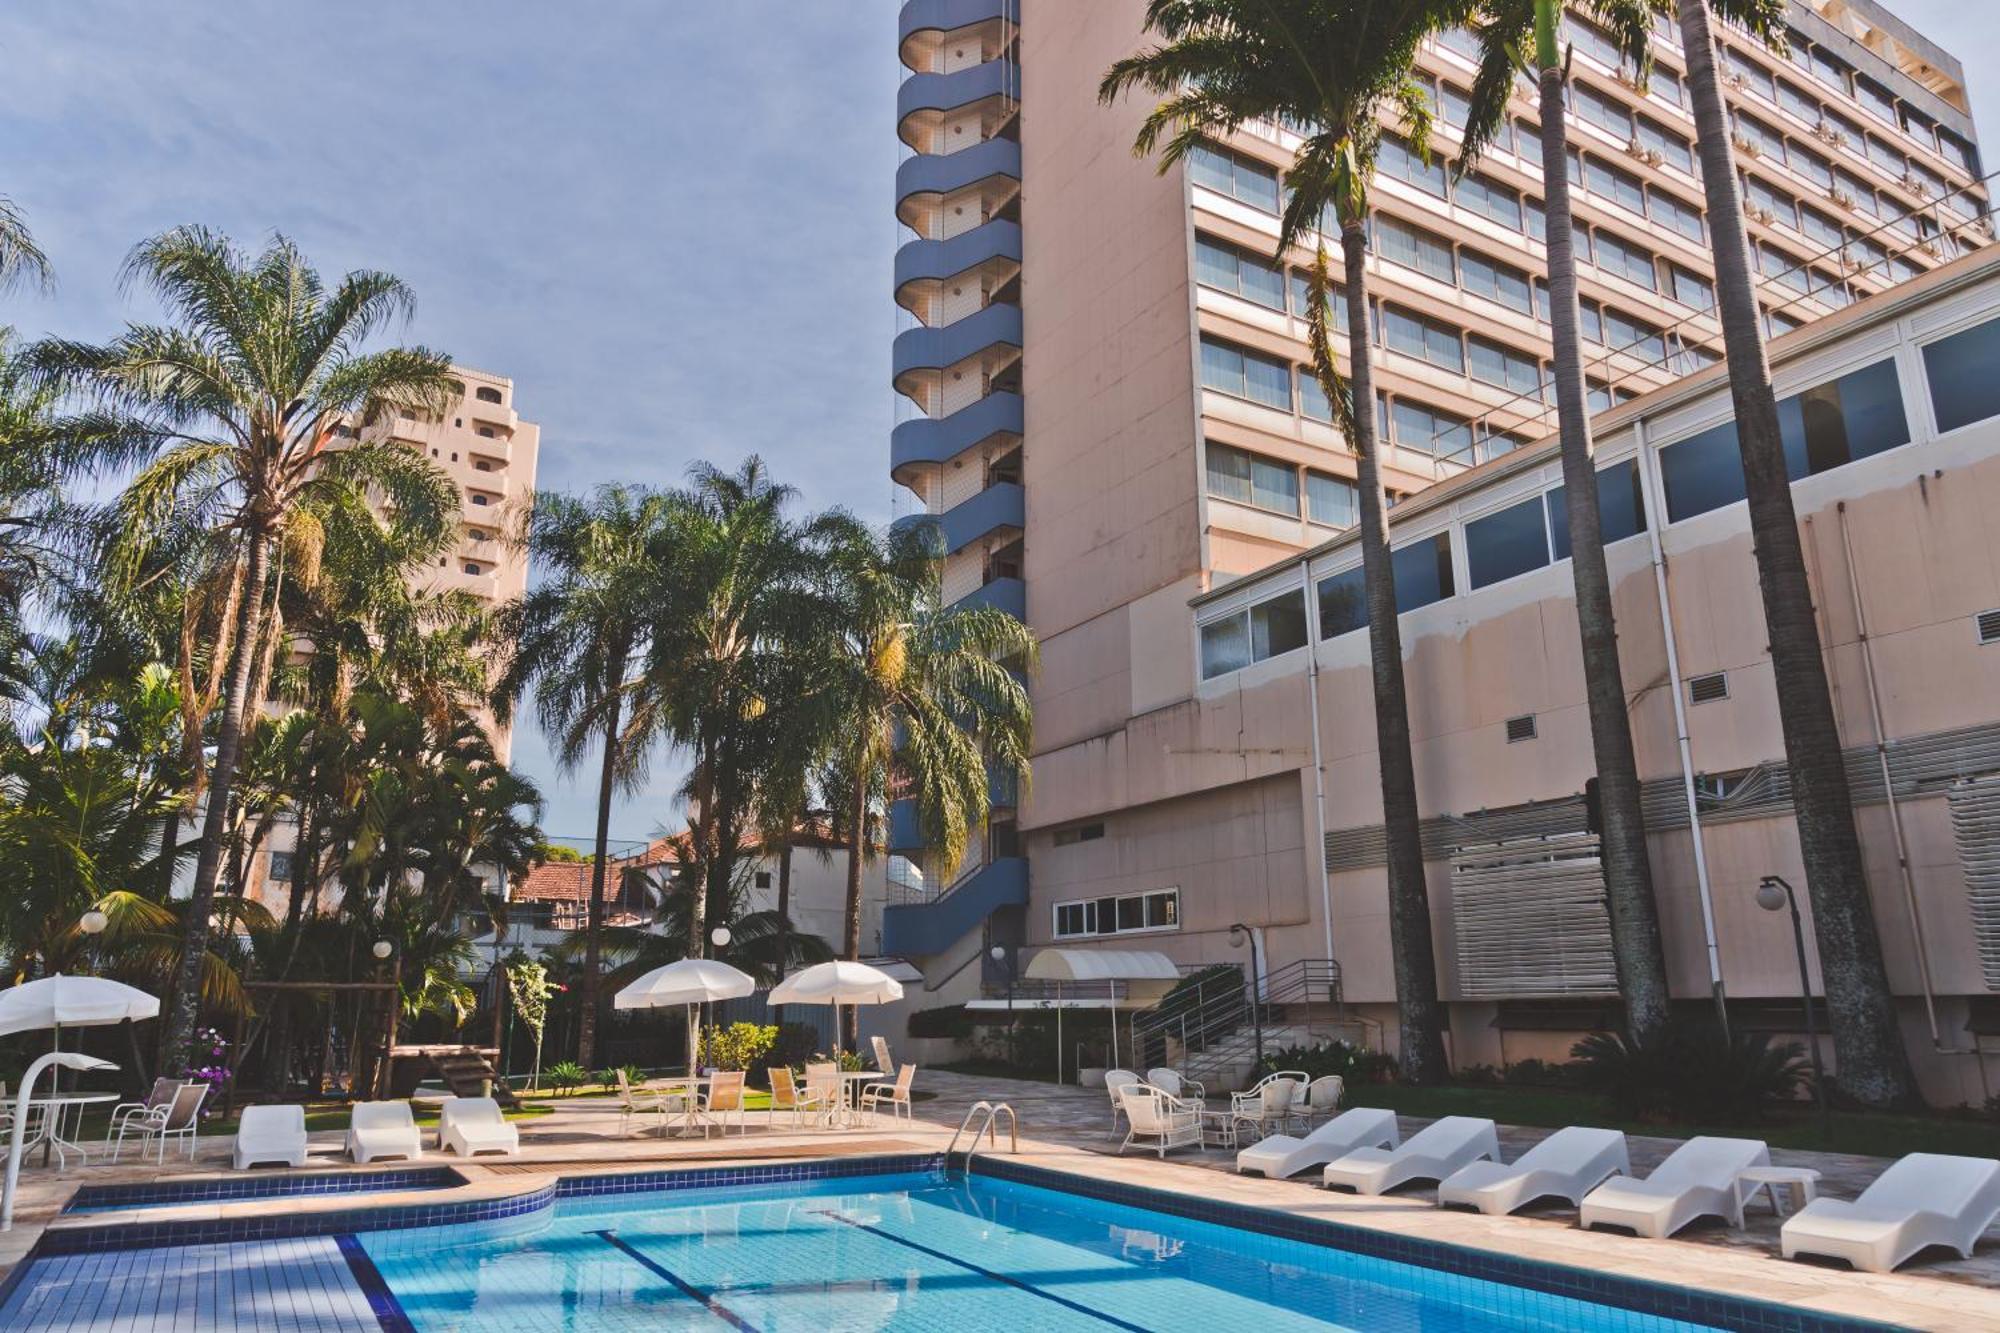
left=1129, top=960, right=1343, bottom=1088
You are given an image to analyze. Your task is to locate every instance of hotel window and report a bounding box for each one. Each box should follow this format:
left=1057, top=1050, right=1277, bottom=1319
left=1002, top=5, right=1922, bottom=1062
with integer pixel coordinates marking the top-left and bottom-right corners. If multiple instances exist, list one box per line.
left=1199, top=587, right=1306, bottom=679
left=1574, top=84, right=1631, bottom=141
left=1759, top=242, right=1810, bottom=294
left=1649, top=64, right=1685, bottom=110
left=1298, top=369, right=1338, bottom=423
left=1306, top=471, right=1358, bottom=528
left=1460, top=251, right=1533, bottom=314
left=1855, top=76, right=1898, bottom=127
left=1388, top=399, right=1474, bottom=458
left=1190, top=142, right=1281, bottom=213
left=1563, top=15, right=1626, bottom=72
left=1383, top=305, right=1465, bottom=374
left=1524, top=196, right=1547, bottom=240
left=1592, top=231, right=1657, bottom=290
left=1374, top=215, right=1456, bottom=283
left=1456, top=173, right=1524, bottom=231
left=1744, top=175, right=1798, bottom=230
left=1466, top=493, right=1553, bottom=589
left=1734, top=112, right=1788, bottom=165
left=1435, top=26, right=1480, bottom=62
left=1581, top=156, right=1647, bottom=219
left=1316, top=532, right=1456, bottom=638
left=1807, top=45, right=1850, bottom=97
left=475, top=386, right=503, bottom=404
left=1547, top=458, right=1647, bottom=560
left=1287, top=272, right=1350, bottom=332
left=1636, top=116, right=1694, bottom=174
left=1053, top=888, right=1178, bottom=939
left=1205, top=442, right=1299, bottom=515
left=1659, top=358, right=1909, bottom=522
left=1926, top=318, right=2000, bottom=434
left=1836, top=169, right=1879, bottom=218
left=1765, top=306, right=1806, bottom=339
left=1200, top=337, right=1293, bottom=410
left=1790, top=143, right=1833, bottom=191
left=1777, top=80, right=1820, bottom=127
left=1864, top=135, right=1906, bottom=180
left=1436, top=82, right=1472, bottom=132
left=1823, top=107, right=1864, bottom=152
left=1668, top=264, right=1715, bottom=311
left=1467, top=334, right=1543, bottom=398
left=1648, top=189, right=1704, bottom=243
left=1724, top=45, right=1775, bottom=101
left=268, top=851, right=294, bottom=883
left=471, top=493, right=491, bottom=506
left=1196, top=235, right=1286, bottom=310
left=1378, top=134, right=1448, bottom=198
left=1940, top=130, right=1979, bottom=176
left=464, top=562, right=482, bottom=575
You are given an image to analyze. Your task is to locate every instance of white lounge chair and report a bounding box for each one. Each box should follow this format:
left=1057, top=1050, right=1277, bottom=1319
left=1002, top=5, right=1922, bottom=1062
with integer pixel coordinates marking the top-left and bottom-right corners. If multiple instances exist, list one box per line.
left=1146, top=1068, right=1205, bottom=1103
left=1323, top=1115, right=1500, bottom=1195
left=1118, top=1084, right=1202, bottom=1158
left=870, top=1035, right=895, bottom=1077
left=233, top=1104, right=309, bottom=1170
left=1105, top=1070, right=1142, bottom=1131
left=1438, top=1126, right=1629, bottom=1216
left=1580, top=1136, right=1768, bottom=1237
left=1781, top=1153, right=2000, bottom=1273
left=347, top=1100, right=423, bottom=1164
left=1237, top=1106, right=1398, bottom=1179
left=438, top=1097, right=519, bottom=1158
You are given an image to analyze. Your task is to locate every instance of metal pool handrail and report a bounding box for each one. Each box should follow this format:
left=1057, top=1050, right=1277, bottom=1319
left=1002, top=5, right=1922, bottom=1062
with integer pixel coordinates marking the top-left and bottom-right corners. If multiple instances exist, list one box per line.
left=948, top=1100, right=1018, bottom=1158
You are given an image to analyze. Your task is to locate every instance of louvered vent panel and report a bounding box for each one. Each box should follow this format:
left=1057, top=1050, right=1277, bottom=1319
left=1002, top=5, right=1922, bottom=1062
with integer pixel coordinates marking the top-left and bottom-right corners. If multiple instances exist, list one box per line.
left=1948, top=774, right=2000, bottom=991
left=1688, top=672, right=1729, bottom=705
left=1505, top=715, right=1538, bottom=743
left=1450, top=833, right=1617, bottom=999
left=1978, top=609, right=2000, bottom=645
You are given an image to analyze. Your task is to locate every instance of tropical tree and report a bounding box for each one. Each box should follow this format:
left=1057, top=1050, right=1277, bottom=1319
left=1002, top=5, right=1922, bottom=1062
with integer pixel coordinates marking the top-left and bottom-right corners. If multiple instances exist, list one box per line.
left=0, top=196, right=51, bottom=296
left=820, top=519, right=1035, bottom=967
left=1671, top=0, right=1918, bottom=1107
left=29, top=227, right=463, bottom=1064
left=1102, top=0, right=1470, bottom=1082
left=494, top=484, right=676, bottom=1068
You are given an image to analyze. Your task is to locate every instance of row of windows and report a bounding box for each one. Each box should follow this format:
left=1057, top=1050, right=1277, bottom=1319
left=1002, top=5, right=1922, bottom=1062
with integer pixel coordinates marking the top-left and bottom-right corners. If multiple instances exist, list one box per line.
left=1206, top=442, right=1360, bottom=529
left=1774, top=28, right=1979, bottom=177
left=1731, top=105, right=1972, bottom=237
left=1198, top=315, right=2000, bottom=681
left=1053, top=888, right=1179, bottom=939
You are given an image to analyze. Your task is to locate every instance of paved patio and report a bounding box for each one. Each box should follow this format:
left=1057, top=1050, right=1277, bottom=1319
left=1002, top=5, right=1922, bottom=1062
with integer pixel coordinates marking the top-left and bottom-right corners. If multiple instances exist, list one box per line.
left=0, top=1070, right=1996, bottom=1330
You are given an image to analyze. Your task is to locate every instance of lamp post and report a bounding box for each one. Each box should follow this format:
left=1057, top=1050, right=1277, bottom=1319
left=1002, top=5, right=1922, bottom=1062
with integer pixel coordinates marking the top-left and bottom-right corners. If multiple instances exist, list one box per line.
left=1757, top=876, right=1829, bottom=1127
left=1229, top=923, right=1264, bottom=1072
left=4, top=1052, right=117, bottom=1229
left=372, top=941, right=397, bottom=1099
left=78, top=909, right=107, bottom=973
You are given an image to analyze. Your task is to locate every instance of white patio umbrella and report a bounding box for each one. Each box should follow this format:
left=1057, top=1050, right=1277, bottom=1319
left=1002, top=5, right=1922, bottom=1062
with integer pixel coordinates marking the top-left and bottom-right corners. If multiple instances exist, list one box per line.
left=0, top=974, right=160, bottom=1064
left=613, top=959, right=755, bottom=1079
left=767, top=960, right=905, bottom=1056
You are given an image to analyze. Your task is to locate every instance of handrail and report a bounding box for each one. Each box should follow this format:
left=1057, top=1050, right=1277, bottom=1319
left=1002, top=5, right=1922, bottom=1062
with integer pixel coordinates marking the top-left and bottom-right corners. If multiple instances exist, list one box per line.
left=947, top=1099, right=1018, bottom=1157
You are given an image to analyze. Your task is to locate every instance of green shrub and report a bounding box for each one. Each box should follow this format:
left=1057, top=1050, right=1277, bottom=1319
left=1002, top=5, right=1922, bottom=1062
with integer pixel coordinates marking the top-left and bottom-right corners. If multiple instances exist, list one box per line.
left=543, top=1060, right=588, bottom=1093
left=700, top=1022, right=778, bottom=1072
left=1571, top=1022, right=1808, bottom=1123
left=1257, top=1039, right=1395, bottom=1086
left=768, top=1023, right=820, bottom=1070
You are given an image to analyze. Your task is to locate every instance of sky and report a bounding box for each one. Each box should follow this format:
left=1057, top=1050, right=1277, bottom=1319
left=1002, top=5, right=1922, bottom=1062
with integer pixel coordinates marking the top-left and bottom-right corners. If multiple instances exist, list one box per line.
left=1, top=1, right=1995, bottom=846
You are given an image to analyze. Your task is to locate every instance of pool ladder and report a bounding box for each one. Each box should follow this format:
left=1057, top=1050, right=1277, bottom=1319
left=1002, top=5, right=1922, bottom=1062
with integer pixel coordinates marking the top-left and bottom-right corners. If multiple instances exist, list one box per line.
left=948, top=1100, right=1018, bottom=1159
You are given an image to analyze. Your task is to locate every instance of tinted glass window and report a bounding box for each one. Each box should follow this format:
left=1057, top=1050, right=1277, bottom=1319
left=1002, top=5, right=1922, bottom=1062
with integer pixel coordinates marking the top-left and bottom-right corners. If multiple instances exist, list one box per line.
left=1317, top=567, right=1366, bottom=638
left=1375, top=216, right=1456, bottom=283
left=1457, top=174, right=1523, bottom=231
left=1394, top=533, right=1456, bottom=612
left=1378, top=134, right=1448, bottom=197
left=1200, top=613, right=1250, bottom=678
left=1926, top=318, right=2000, bottom=434
left=1461, top=251, right=1533, bottom=313
left=1306, top=471, right=1358, bottom=527
left=1251, top=590, right=1308, bottom=659
left=1776, top=358, right=1906, bottom=474
left=1465, top=496, right=1551, bottom=589
left=1660, top=419, right=1746, bottom=521
left=1548, top=459, right=1647, bottom=559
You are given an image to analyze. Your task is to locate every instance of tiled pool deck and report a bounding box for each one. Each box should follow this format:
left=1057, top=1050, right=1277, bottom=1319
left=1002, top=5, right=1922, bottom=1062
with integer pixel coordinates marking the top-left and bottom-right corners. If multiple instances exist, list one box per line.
left=1, top=1071, right=1996, bottom=1330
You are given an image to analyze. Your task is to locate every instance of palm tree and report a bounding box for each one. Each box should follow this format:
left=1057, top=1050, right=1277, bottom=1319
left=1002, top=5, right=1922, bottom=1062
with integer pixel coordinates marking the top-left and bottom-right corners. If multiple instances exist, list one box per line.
left=494, top=485, right=675, bottom=1067
left=821, top=519, right=1035, bottom=968
left=1103, top=0, right=1469, bottom=1082
left=0, top=196, right=51, bottom=295
left=1670, top=0, right=1917, bottom=1108
left=30, top=227, right=463, bottom=1064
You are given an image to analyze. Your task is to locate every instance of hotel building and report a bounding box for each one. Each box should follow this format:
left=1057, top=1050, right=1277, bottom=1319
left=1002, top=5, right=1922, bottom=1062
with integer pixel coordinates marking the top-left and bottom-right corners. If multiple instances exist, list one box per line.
left=885, top=0, right=2000, bottom=1102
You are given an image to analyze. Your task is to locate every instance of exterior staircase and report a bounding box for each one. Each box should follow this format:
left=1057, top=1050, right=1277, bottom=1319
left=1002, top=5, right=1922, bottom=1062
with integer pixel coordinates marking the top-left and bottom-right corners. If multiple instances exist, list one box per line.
left=408, top=1045, right=519, bottom=1107
left=881, top=856, right=1027, bottom=958
left=1130, top=960, right=1347, bottom=1092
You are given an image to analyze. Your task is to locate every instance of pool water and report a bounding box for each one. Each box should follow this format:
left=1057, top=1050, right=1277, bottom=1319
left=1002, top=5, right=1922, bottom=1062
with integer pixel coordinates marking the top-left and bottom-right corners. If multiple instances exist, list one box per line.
left=360, top=1170, right=1721, bottom=1332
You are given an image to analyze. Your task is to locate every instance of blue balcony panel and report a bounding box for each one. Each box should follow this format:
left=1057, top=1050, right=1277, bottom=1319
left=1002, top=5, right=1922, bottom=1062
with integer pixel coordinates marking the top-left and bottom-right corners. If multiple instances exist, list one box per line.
left=947, top=575, right=1025, bottom=620
left=888, top=512, right=946, bottom=558
left=892, top=392, right=1023, bottom=479
left=888, top=798, right=925, bottom=855
left=895, top=221, right=1021, bottom=293
left=898, top=60, right=1018, bottom=131
left=882, top=856, right=1028, bottom=958
left=896, top=139, right=1020, bottom=212
left=900, top=0, right=1015, bottom=56
left=892, top=303, right=1022, bottom=381
left=941, top=481, right=1023, bottom=555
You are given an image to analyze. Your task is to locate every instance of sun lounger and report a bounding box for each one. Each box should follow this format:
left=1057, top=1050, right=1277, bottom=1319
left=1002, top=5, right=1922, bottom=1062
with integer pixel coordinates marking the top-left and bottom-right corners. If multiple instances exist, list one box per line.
left=233, top=1104, right=309, bottom=1170
left=347, top=1100, right=423, bottom=1164
left=1437, top=1126, right=1629, bottom=1215
left=1781, top=1153, right=2000, bottom=1273
left=1323, top=1115, right=1499, bottom=1195
left=437, top=1096, right=519, bottom=1158
left=1580, top=1136, right=1767, bottom=1237
left=1237, top=1106, right=1398, bottom=1179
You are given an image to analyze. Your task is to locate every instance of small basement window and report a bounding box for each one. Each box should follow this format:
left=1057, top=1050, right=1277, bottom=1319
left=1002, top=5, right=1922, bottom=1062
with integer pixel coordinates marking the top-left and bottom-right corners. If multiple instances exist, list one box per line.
left=1053, top=822, right=1106, bottom=847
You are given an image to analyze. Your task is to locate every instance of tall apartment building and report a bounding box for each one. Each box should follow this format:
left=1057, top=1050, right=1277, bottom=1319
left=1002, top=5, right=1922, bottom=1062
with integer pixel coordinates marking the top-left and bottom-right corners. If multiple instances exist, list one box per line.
left=885, top=0, right=2000, bottom=1100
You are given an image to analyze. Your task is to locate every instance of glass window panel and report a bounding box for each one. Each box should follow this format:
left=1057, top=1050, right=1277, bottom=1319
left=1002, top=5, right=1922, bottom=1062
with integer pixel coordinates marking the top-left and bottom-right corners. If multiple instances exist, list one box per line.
left=1288, top=272, right=1350, bottom=332
left=1776, top=357, right=1907, bottom=473
left=1725, top=45, right=1775, bottom=100
left=1575, top=85, right=1632, bottom=140
left=1299, top=371, right=1335, bottom=423
left=1547, top=458, right=1647, bottom=560
left=1465, top=495, right=1551, bottom=589
left=1375, top=215, right=1456, bottom=282
left=1865, top=135, right=1905, bottom=174
left=1636, top=116, right=1693, bottom=173
left=1201, top=338, right=1245, bottom=396
left=1317, top=566, right=1366, bottom=638
left=1777, top=80, right=1820, bottom=125
left=1251, top=590, right=1308, bottom=659
left=1205, top=440, right=1253, bottom=503
left=1393, top=533, right=1456, bottom=612
left=1195, top=236, right=1238, bottom=290
left=1244, top=350, right=1293, bottom=409
left=1306, top=471, right=1358, bottom=527
left=1117, top=896, right=1145, bottom=931
left=1379, top=134, right=1448, bottom=197
left=1927, top=318, right=2000, bottom=433
left=1660, top=419, right=1746, bottom=521
left=1648, top=189, right=1705, bottom=242
left=1583, top=157, right=1647, bottom=216
left=1467, top=335, right=1542, bottom=396
left=1461, top=251, right=1533, bottom=313
left=1790, top=145, right=1833, bottom=190
left=1797, top=204, right=1843, bottom=249
left=1249, top=453, right=1300, bottom=512
left=1594, top=231, right=1656, bottom=289
left=1669, top=265, right=1715, bottom=310
left=1457, top=173, right=1524, bottom=231
left=1200, top=613, right=1251, bottom=678
left=1855, top=76, right=1898, bottom=126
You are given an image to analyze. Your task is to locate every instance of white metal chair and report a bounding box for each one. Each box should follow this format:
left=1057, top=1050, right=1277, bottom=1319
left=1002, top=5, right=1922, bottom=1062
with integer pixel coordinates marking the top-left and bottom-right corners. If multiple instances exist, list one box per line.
left=614, top=1069, right=679, bottom=1137
left=1146, top=1067, right=1205, bottom=1104
left=233, top=1104, right=310, bottom=1170
left=770, top=1066, right=831, bottom=1129
left=1231, top=1071, right=1305, bottom=1140
left=1104, top=1070, right=1142, bottom=1131
left=107, top=1077, right=182, bottom=1144
left=860, top=1064, right=916, bottom=1124
left=1117, top=1084, right=1202, bottom=1158
left=1291, top=1075, right=1345, bottom=1131
left=113, top=1081, right=207, bottom=1164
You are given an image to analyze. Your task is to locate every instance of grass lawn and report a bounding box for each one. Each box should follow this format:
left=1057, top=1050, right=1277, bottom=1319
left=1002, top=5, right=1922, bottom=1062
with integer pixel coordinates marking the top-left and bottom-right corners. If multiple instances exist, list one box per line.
left=1341, top=1081, right=2000, bottom=1158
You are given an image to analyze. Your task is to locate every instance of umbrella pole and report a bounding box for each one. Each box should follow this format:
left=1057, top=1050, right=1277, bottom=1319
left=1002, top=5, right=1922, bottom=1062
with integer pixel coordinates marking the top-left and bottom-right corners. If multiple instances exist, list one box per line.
left=1055, top=985, right=1062, bottom=1085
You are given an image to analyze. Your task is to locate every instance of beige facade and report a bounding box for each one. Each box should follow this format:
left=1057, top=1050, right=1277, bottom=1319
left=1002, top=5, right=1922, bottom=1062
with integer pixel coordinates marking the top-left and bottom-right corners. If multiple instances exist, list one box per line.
left=889, top=1, right=2000, bottom=1101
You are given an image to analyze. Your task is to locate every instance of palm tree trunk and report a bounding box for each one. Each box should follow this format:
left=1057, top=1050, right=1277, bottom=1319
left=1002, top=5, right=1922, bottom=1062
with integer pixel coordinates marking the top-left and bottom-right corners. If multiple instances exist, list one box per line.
left=686, top=734, right=716, bottom=956
left=1338, top=221, right=1448, bottom=1084
left=842, top=768, right=867, bottom=961
left=577, top=680, right=624, bottom=1070
left=1535, top=42, right=1672, bottom=1045
left=165, top=529, right=270, bottom=1066
left=775, top=840, right=794, bottom=981
left=1676, top=0, right=1918, bottom=1107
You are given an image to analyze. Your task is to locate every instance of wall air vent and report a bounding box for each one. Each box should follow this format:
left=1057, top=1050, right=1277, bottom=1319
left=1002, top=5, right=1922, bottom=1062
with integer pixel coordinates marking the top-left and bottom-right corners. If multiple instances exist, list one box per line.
left=1688, top=671, right=1729, bottom=705
left=1978, top=609, right=2000, bottom=645
left=1505, top=715, right=1538, bottom=743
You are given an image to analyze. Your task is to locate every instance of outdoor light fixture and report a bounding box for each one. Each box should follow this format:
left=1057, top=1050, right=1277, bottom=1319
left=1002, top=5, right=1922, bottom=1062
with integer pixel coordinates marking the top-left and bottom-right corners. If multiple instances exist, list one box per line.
left=371, top=940, right=393, bottom=960
left=710, top=925, right=732, bottom=948
left=79, top=910, right=107, bottom=936
left=1756, top=875, right=1828, bottom=1123
left=1229, top=923, right=1265, bottom=1070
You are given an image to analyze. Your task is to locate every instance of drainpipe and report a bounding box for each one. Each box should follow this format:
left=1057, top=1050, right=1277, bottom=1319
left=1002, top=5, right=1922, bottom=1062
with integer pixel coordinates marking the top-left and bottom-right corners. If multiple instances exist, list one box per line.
left=1831, top=499, right=1944, bottom=1048
left=1634, top=420, right=1729, bottom=1033
left=1299, top=555, right=1336, bottom=966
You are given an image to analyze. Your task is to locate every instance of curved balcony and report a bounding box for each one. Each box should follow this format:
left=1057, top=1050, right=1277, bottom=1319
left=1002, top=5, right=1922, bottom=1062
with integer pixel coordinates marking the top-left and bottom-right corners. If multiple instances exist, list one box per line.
left=888, top=512, right=947, bottom=558
left=896, top=138, right=1021, bottom=218
left=899, top=0, right=1015, bottom=67
left=895, top=220, right=1021, bottom=295
left=892, top=301, right=1022, bottom=393
left=891, top=391, right=1022, bottom=483
left=899, top=59, right=1016, bottom=124
left=947, top=575, right=1025, bottom=619
left=881, top=855, right=1028, bottom=958
left=941, top=480, right=1024, bottom=555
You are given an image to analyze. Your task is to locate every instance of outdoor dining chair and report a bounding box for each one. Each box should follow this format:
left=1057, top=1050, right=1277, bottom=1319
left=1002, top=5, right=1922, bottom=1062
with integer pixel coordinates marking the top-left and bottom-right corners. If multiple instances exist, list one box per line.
left=112, top=1080, right=207, bottom=1164
left=702, top=1070, right=748, bottom=1137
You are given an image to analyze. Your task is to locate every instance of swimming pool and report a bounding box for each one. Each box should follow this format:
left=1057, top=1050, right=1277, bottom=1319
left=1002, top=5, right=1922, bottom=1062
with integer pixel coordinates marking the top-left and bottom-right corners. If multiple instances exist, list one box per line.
left=64, top=1165, right=465, bottom=1213
left=358, top=1169, right=1717, bottom=1332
